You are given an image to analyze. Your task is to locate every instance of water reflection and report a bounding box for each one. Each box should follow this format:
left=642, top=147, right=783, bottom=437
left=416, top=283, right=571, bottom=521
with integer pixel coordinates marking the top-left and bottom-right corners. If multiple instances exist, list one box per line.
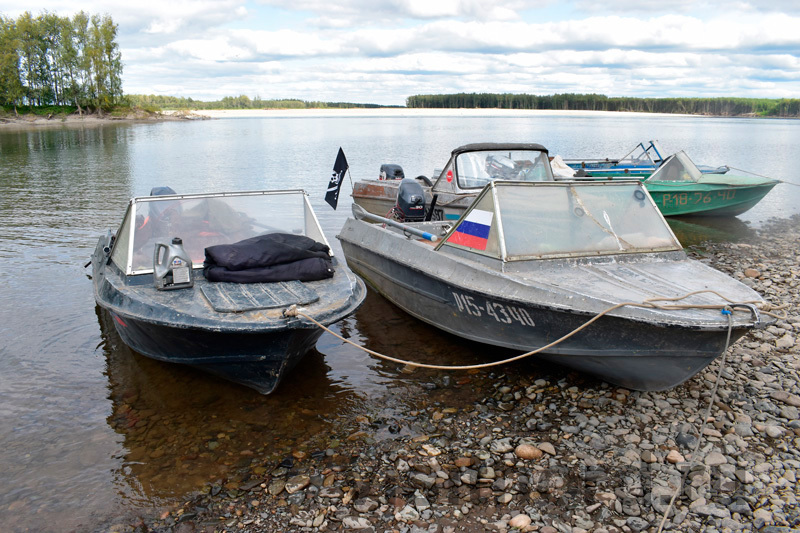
left=97, top=305, right=362, bottom=502
left=667, top=215, right=757, bottom=247
left=2, top=115, right=800, bottom=531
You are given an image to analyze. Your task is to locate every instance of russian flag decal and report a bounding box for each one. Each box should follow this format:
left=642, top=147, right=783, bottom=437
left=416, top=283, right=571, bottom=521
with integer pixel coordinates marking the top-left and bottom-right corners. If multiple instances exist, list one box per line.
left=449, top=209, right=493, bottom=250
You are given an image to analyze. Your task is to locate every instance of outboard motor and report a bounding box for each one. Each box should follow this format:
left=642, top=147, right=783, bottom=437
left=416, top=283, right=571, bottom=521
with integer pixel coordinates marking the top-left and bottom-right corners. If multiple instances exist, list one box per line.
left=148, top=186, right=177, bottom=220
left=393, top=178, right=426, bottom=222
left=485, top=154, right=517, bottom=179
left=379, top=164, right=405, bottom=180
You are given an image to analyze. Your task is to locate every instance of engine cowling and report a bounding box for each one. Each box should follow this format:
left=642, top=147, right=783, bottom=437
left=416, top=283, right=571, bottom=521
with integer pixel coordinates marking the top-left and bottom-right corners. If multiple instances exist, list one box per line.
left=394, top=178, right=426, bottom=222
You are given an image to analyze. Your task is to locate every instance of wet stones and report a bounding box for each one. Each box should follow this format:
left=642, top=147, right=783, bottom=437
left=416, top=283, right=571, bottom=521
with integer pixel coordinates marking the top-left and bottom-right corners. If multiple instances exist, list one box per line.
left=144, top=216, right=800, bottom=533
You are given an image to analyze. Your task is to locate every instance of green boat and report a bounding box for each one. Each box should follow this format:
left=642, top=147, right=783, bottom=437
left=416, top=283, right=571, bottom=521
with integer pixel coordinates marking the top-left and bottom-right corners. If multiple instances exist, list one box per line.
left=642, top=151, right=779, bottom=216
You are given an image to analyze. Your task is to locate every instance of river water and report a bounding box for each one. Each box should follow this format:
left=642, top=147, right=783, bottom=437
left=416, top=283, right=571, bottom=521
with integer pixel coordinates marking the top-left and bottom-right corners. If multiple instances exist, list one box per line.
left=0, top=112, right=798, bottom=531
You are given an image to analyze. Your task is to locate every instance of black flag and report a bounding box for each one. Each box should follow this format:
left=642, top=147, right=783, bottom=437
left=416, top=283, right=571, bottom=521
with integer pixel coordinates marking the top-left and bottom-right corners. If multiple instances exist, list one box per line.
left=325, top=147, right=348, bottom=210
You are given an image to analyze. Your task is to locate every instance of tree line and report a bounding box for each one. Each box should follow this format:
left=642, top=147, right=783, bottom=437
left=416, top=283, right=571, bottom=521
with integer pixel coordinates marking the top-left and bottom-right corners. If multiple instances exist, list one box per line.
left=0, top=11, right=122, bottom=113
left=406, top=93, right=800, bottom=117
left=128, top=94, right=393, bottom=111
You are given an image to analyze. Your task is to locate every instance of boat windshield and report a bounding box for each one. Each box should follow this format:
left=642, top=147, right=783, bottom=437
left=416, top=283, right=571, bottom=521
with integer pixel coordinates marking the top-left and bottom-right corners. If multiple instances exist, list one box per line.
left=111, top=190, right=328, bottom=275
left=623, top=140, right=663, bottom=165
left=440, top=181, right=680, bottom=260
left=456, top=150, right=553, bottom=189
left=646, top=151, right=703, bottom=183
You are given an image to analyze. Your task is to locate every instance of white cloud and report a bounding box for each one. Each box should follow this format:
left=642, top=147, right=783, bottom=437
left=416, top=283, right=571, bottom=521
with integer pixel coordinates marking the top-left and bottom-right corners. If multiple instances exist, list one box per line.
left=1, top=0, right=797, bottom=103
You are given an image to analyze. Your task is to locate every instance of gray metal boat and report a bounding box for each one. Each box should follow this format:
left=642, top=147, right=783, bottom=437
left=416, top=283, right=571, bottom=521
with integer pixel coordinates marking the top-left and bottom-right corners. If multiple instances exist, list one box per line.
left=92, top=188, right=366, bottom=394
left=338, top=180, right=770, bottom=391
left=352, top=143, right=554, bottom=222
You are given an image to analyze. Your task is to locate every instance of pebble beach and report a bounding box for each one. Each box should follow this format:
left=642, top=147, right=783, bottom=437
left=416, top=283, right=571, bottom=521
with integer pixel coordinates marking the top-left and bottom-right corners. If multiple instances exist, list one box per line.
left=117, top=215, right=800, bottom=533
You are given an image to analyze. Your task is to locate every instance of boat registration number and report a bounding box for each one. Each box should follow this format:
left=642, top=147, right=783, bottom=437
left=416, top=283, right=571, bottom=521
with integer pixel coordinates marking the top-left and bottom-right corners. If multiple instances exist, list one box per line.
left=452, top=292, right=535, bottom=327
left=661, top=190, right=736, bottom=207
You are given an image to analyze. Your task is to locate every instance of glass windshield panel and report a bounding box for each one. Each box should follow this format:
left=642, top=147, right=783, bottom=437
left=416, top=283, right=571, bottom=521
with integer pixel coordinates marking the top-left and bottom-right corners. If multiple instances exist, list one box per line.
left=456, top=150, right=553, bottom=189
left=647, top=151, right=702, bottom=183
left=442, top=191, right=501, bottom=258
left=110, top=204, right=132, bottom=271
left=127, top=191, right=321, bottom=273
left=497, top=183, right=679, bottom=258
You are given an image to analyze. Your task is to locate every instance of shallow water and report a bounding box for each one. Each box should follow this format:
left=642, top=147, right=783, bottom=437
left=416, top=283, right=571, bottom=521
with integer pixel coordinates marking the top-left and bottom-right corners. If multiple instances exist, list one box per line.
left=0, top=114, right=798, bottom=531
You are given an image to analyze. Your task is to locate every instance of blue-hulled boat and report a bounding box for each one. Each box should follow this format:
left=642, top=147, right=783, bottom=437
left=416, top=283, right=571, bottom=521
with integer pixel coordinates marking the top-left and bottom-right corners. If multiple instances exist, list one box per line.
left=562, top=140, right=730, bottom=177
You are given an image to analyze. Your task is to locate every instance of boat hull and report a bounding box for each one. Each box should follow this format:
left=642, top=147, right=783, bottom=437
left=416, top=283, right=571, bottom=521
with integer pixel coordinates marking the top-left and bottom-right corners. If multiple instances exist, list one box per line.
left=339, top=232, right=750, bottom=391
left=106, top=310, right=323, bottom=394
left=645, top=181, right=779, bottom=216
left=355, top=177, right=777, bottom=219
left=352, top=180, right=473, bottom=221
left=92, top=233, right=366, bottom=394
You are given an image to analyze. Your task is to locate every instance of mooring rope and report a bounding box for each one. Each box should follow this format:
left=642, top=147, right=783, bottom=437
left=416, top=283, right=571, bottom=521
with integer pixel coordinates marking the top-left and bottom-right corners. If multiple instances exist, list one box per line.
left=655, top=311, right=733, bottom=533
left=286, top=290, right=782, bottom=530
left=284, top=289, right=783, bottom=372
left=725, top=165, right=798, bottom=186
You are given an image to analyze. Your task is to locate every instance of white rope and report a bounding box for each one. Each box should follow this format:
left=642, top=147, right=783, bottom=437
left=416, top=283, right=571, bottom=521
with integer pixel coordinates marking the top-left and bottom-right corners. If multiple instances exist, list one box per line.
left=655, top=311, right=733, bottom=532
left=285, top=289, right=775, bottom=371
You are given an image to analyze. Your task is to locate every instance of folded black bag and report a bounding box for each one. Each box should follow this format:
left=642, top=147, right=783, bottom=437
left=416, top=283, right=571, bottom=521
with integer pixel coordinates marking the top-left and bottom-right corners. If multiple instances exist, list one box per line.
left=203, top=233, right=334, bottom=283
left=204, top=257, right=334, bottom=283
left=205, top=233, right=330, bottom=271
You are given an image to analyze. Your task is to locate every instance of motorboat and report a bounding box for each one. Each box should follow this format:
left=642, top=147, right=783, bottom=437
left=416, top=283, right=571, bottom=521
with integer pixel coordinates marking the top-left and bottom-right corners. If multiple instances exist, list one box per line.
left=91, top=188, right=366, bottom=394
left=559, top=151, right=779, bottom=216
left=338, top=179, right=770, bottom=391
left=562, top=140, right=730, bottom=177
left=636, top=151, right=779, bottom=216
left=352, top=143, right=554, bottom=222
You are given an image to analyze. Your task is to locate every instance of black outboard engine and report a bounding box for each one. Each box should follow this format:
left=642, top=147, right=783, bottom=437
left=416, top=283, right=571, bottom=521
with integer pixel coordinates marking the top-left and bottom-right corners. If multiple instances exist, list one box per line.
left=393, top=178, right=426, bottom=222
left=485, top=154, right=517, bottom=179
left=380, top=164, right=405, bottom=180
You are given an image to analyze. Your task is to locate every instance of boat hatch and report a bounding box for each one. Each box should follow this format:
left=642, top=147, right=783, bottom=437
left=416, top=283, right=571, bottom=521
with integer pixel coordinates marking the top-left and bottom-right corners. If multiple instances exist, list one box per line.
left=450, top=148, right=554, bottom=190
left=110, top=189, right=330, bottom=275
left=200, top=280, right=319, bottom=312
left=437, top=181, right=682, bottom=261
left=646, top=151, right=703, bottom=183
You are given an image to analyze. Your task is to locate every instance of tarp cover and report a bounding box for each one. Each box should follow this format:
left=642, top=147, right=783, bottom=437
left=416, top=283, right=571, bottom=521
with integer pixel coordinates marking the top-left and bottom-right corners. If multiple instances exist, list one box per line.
left=203, top=233, right=334, bottom=283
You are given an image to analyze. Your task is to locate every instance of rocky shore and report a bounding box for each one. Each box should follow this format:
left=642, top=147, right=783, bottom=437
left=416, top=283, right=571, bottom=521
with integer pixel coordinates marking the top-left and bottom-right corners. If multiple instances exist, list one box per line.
left=127, top=216, right=799, bottom=533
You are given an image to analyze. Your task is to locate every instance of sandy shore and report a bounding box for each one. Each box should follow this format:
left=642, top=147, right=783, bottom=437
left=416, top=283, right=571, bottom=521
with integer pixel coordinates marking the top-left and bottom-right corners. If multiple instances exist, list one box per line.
left=0, top=108, right=707, bottom=127
left=0, top=109, right=201, bottom=129
left=191, top=108, right=692, bottom=119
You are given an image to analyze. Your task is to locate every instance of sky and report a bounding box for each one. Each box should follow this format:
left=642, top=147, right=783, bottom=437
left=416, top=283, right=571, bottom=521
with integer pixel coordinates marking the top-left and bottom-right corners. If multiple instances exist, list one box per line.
left=2, top=0, right=799, bottom=105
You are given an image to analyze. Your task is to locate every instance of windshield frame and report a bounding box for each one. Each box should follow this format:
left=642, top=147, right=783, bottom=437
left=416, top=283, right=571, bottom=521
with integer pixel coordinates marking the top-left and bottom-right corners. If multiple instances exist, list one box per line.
left=454, top=149, right=554, bottom=190
left=646, top=151, right=703, bottom=183
left=110, top=189, right=328, bottom=276
left=437, top=180, right=682, bottom=261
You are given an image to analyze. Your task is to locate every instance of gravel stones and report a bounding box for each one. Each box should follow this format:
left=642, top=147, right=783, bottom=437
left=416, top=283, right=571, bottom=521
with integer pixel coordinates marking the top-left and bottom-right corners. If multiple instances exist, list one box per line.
left=514, top=443, right=542, bottom=460
left=143, top=216, right=800, bottom=533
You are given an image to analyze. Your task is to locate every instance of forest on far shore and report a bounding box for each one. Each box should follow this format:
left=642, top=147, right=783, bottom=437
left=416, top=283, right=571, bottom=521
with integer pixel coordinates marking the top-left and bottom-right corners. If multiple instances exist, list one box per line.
left=129, top=92, right=800, bottom=118
left=0, top=11, right=122, bottom=113
left=406, top=93, right=800, bottom=117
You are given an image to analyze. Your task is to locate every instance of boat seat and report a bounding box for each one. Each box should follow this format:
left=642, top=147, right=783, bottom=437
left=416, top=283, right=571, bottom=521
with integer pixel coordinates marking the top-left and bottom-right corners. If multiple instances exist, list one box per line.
left=200, top=280, right=319, bottom=312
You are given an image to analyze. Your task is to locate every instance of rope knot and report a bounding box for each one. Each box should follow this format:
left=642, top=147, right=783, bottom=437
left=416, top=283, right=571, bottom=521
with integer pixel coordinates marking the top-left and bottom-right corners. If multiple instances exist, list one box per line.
left=283, top=304, right=298, bottom=318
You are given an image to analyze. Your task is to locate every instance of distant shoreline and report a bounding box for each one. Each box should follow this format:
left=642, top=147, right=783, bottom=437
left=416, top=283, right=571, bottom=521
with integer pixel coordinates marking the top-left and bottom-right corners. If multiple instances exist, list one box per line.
left=1, top=107, right=790, bottom=129
left=189, top=108, right=695, bottom=119
left=0, top=109, right=201, bottom=129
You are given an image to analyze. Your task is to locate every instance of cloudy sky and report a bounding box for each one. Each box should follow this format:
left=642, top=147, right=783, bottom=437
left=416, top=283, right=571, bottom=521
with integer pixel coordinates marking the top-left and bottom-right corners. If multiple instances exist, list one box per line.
left=3, top=0, right=799, bottom=105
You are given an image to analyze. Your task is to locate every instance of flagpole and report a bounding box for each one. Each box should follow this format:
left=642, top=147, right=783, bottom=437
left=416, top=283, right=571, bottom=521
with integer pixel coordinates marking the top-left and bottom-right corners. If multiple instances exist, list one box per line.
left=346, top=167, right=354, bottom=191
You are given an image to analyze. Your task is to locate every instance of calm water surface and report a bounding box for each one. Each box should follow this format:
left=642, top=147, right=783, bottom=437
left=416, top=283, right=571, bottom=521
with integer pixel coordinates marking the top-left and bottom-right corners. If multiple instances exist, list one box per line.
left=0, top=113, right=798, bottom=531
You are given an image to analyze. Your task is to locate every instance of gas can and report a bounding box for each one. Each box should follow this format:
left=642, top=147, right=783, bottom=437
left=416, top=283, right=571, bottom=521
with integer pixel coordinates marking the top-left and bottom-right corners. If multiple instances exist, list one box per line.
left=154, top=237, right=194, bottom=290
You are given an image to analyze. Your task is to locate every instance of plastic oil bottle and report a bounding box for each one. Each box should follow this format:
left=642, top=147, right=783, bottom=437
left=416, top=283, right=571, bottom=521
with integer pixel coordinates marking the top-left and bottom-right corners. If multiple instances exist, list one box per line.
left=154, top=237, right=194, bottom=290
